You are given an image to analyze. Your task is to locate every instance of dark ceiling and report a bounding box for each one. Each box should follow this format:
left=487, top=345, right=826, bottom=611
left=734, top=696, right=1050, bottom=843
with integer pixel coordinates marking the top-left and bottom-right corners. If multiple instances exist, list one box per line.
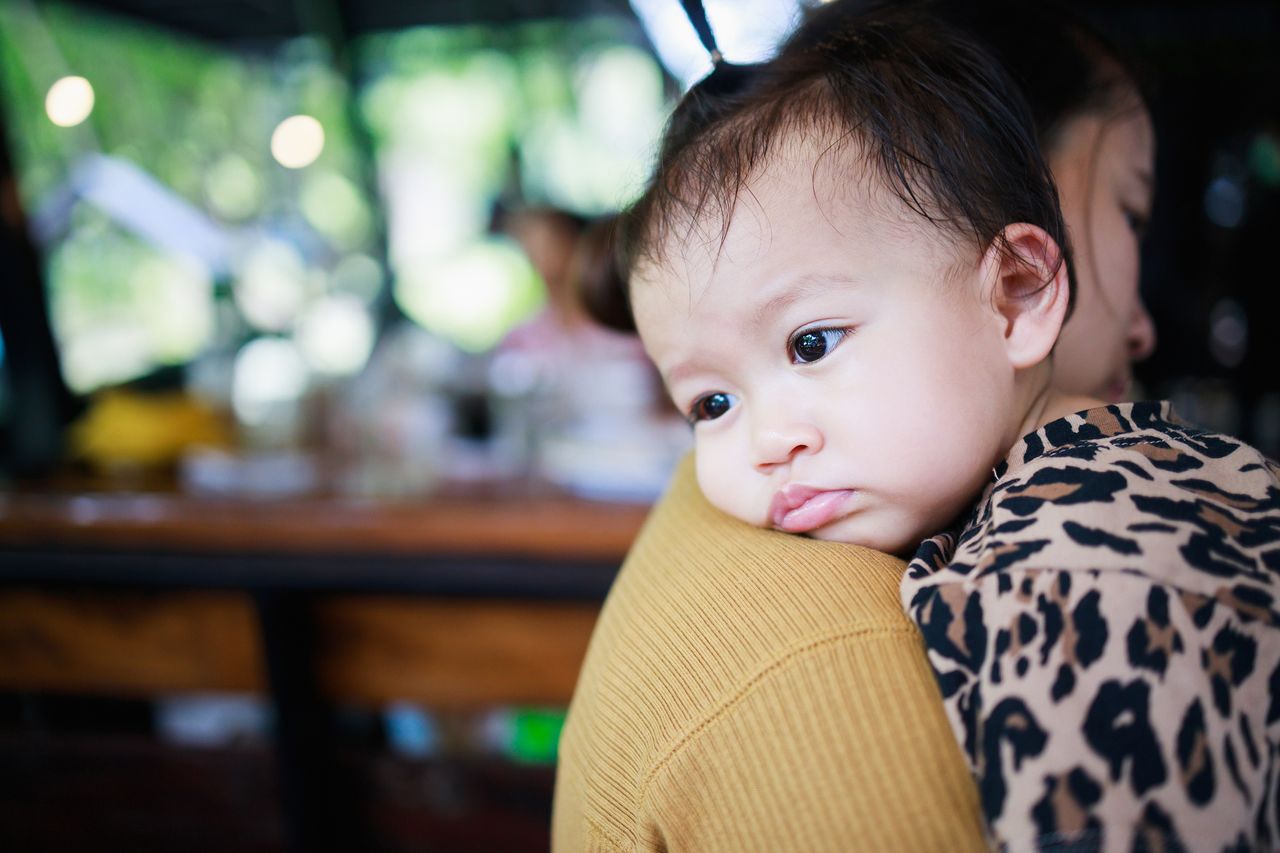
left=51, top=0, right=1280, bottom=59
left=52, top=0, right=636, bottom=42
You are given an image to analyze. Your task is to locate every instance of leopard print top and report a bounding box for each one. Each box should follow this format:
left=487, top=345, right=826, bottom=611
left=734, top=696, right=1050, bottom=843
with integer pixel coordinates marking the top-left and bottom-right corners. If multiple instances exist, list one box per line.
left=902, top=401, right=1280, bottom=852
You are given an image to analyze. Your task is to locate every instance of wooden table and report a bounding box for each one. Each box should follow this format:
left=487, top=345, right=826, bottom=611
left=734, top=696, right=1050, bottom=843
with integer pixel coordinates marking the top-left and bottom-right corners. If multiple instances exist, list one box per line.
left=0, top=487, right=651, bottom=850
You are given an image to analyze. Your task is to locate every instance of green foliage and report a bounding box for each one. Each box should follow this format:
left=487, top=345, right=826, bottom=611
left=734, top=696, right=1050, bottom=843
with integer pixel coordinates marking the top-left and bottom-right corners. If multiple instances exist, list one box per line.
left=0, top=4, right=668, bottom=390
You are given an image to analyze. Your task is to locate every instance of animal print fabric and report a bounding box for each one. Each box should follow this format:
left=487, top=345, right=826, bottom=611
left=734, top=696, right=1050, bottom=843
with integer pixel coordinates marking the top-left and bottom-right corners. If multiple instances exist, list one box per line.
left=902, top=402, right=1280, bottom=852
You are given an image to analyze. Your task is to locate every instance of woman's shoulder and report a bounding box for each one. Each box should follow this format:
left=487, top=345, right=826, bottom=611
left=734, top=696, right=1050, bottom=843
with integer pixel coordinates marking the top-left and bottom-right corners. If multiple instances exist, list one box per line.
left=614, top=455, right=914, bottom=649
left=568, top=454, right=921, bottom=762
left=558, top=457, right=979, bottom=851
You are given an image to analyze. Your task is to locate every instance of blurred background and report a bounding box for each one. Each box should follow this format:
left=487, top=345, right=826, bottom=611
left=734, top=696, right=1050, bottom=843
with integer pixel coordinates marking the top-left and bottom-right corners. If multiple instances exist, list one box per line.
left=0, top=0, right=1276, bottom=850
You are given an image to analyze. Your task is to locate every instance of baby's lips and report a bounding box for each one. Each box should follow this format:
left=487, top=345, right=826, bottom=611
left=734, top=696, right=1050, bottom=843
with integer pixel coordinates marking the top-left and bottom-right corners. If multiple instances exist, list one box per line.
left=769, top=483, right=823, bottom=527
left=770, top=485, right=856, bottom=533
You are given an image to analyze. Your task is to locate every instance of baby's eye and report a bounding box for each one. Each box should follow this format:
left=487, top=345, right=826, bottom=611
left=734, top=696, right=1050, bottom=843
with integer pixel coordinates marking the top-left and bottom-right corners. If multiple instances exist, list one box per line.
left=689, top=392, right=735, bottom=423
left=790, top=328, right=848, bottom=364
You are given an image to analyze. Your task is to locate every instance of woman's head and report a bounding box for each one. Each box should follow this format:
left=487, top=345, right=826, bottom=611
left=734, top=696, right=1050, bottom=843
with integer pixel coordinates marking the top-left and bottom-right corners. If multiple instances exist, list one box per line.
left=897, top=0, right=1159, bottom=400
left=1048, top=104, right=1155, bottom=401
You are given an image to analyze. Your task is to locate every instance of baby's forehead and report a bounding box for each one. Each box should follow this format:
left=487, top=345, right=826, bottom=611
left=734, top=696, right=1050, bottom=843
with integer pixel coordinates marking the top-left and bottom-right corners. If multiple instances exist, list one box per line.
left=639, top=133, right=969, bottom=288
left=752, top=129, right=903, bottom=221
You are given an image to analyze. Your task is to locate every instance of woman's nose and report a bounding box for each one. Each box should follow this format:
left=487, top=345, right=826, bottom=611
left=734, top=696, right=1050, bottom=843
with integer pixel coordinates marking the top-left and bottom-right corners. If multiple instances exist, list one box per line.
left=1127, top=304, right=1157, bottom=362
left=752, top=416, right=823, bottom=471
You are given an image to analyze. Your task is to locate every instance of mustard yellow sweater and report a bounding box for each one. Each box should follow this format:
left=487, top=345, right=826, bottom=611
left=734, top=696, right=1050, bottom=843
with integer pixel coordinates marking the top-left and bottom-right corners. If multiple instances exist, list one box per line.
left=553, top=457, right=986, bottom=851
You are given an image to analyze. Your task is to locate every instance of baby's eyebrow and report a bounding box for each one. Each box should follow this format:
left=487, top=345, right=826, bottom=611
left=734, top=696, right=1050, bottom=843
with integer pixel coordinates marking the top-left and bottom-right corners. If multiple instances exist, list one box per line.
left=662, top=358, right=708, bottom=389
left=749, top=272, right=860, bottom=330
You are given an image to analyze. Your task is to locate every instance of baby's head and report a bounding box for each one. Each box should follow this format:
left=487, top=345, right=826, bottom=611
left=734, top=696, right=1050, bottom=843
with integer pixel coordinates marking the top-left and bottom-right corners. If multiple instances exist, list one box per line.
left=623, top=5, right=1077, bottom=555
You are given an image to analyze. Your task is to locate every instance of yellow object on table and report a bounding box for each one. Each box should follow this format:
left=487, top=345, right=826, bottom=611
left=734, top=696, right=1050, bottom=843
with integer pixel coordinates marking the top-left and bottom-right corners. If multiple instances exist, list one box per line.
left=68, top=389, right=231, bottom=471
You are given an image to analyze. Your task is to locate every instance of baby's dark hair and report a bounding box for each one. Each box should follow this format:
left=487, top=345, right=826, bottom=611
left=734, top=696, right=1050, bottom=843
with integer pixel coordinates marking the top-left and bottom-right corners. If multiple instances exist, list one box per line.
left=618, top=2, right=1071, bottom=318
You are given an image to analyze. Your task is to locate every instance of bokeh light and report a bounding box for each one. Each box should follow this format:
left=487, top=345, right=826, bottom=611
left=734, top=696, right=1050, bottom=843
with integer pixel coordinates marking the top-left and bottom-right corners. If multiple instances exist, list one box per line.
left=47, top=208, right=217, bottom=392
left=331, top=253, right=384, bottom=304
left=130, top=254, right=214, bottom=361
left=395, top=238, right=543, bottom=352
left=61, top=324, right=153, bottom=392
left=204, top=153, right=263, bottom=220
left=300, top=171, right=372, bottom=248
left=383, top=155, right=489, bottom=265
left=270, top=114, right=325, bottom=169
left=1205, top=175, right=1246, bottom=229
left=45, top=75, right=95, bottom=127
left=1209, top=298, right=1248, bottom=368
left=576, top=46, right=664, bottom=152
left=295, top=294, right=375, bottom=376
left=234, top=239, right=309, bottom=332
left=232, top=337, right=309, bottom=426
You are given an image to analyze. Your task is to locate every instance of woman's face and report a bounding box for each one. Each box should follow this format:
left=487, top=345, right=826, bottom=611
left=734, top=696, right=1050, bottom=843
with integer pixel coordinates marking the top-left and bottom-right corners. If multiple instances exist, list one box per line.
left=1049, top=103, right=1157, bottom=401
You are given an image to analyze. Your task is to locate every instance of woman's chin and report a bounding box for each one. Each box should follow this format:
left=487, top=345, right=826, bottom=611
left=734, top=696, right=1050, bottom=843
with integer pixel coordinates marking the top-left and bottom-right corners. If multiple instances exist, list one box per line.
left=1104, top=375, right=1131, bottom=403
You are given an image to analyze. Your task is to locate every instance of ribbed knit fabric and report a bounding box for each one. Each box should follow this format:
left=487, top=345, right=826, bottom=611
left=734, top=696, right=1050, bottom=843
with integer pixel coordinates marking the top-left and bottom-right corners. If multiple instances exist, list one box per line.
left=553, top=456, right=986, bottom=851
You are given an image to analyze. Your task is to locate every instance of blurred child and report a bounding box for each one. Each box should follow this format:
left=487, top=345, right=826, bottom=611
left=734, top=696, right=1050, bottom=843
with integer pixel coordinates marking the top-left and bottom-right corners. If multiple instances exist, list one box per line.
left=499, top=208, right=685, bottom=498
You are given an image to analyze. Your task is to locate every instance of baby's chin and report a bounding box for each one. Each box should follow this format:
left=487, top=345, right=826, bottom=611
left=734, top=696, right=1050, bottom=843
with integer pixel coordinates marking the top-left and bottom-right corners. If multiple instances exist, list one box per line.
left=797, top=514, right=922, bottom=559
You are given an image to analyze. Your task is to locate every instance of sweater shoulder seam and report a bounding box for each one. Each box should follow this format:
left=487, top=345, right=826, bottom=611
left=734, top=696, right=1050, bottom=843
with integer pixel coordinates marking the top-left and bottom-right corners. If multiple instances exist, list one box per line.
left=584, top=814, right=631, bottom=851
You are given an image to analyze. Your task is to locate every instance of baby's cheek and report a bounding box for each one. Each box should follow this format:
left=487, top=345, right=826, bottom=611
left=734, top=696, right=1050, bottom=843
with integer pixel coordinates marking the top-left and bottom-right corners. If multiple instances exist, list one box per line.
left=694, top=452, right=762, bottom=527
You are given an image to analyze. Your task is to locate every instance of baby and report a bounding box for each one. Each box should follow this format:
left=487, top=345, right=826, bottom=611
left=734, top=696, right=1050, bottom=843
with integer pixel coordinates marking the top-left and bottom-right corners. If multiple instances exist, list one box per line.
left=626, top=14, right=1098, bottom=560
left=620, top=5, right=1280, bottom=851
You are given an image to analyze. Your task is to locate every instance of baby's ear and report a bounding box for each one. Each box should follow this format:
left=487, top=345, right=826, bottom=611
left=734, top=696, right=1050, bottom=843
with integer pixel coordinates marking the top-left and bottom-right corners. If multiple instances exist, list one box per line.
left=981, top=223, right=1070, bottom=370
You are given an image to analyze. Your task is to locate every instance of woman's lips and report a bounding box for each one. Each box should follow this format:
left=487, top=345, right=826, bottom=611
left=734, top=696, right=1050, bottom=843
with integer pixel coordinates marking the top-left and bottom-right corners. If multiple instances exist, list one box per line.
left=769, top=484, right=856, bottom=533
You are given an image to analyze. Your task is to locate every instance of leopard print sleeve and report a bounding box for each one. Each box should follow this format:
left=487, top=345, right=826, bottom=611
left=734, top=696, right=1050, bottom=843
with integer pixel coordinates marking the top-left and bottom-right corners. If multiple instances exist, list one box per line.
left=902, top=402, right=1280, bottom=852
left=928, top=568, right=1275, bottom=851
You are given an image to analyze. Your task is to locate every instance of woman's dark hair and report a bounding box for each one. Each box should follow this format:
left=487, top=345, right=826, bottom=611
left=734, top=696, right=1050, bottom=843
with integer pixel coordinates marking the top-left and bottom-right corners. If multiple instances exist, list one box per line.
left=587, top=0, right=1144, bottom=332
left=916, top=0, right=1150, bottom=149
left=572, top=214, right=634, bottom=331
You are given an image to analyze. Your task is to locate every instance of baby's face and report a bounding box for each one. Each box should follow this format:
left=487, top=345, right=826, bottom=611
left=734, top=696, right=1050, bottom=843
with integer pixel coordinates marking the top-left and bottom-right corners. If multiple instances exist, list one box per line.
left=632, top=140, right=1022, bottom=556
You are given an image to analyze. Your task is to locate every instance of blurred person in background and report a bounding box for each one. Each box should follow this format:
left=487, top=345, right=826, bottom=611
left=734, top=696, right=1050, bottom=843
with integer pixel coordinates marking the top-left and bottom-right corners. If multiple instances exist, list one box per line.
left=501, top=207, right=640, bottom=364
left=554, top=1, right=1168, bottom=849
left=498, top=207, right=685, bottom=499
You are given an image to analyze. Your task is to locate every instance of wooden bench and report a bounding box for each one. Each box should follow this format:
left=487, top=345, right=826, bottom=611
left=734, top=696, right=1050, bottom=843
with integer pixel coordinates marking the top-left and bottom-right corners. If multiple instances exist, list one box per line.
left=0, top=487, right=649, bottom=849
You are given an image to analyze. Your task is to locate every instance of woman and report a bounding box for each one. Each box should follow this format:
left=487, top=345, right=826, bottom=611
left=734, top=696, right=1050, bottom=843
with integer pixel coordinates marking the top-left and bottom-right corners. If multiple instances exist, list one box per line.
left=948, top=1, right=1159, bottom=400
left=554, top=3, right=1158, bottom=849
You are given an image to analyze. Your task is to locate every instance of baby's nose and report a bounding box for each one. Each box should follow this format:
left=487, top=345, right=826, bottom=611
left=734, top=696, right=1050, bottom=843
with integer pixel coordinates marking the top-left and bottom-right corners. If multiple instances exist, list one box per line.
left=752, top=416, right=823, bottom=470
